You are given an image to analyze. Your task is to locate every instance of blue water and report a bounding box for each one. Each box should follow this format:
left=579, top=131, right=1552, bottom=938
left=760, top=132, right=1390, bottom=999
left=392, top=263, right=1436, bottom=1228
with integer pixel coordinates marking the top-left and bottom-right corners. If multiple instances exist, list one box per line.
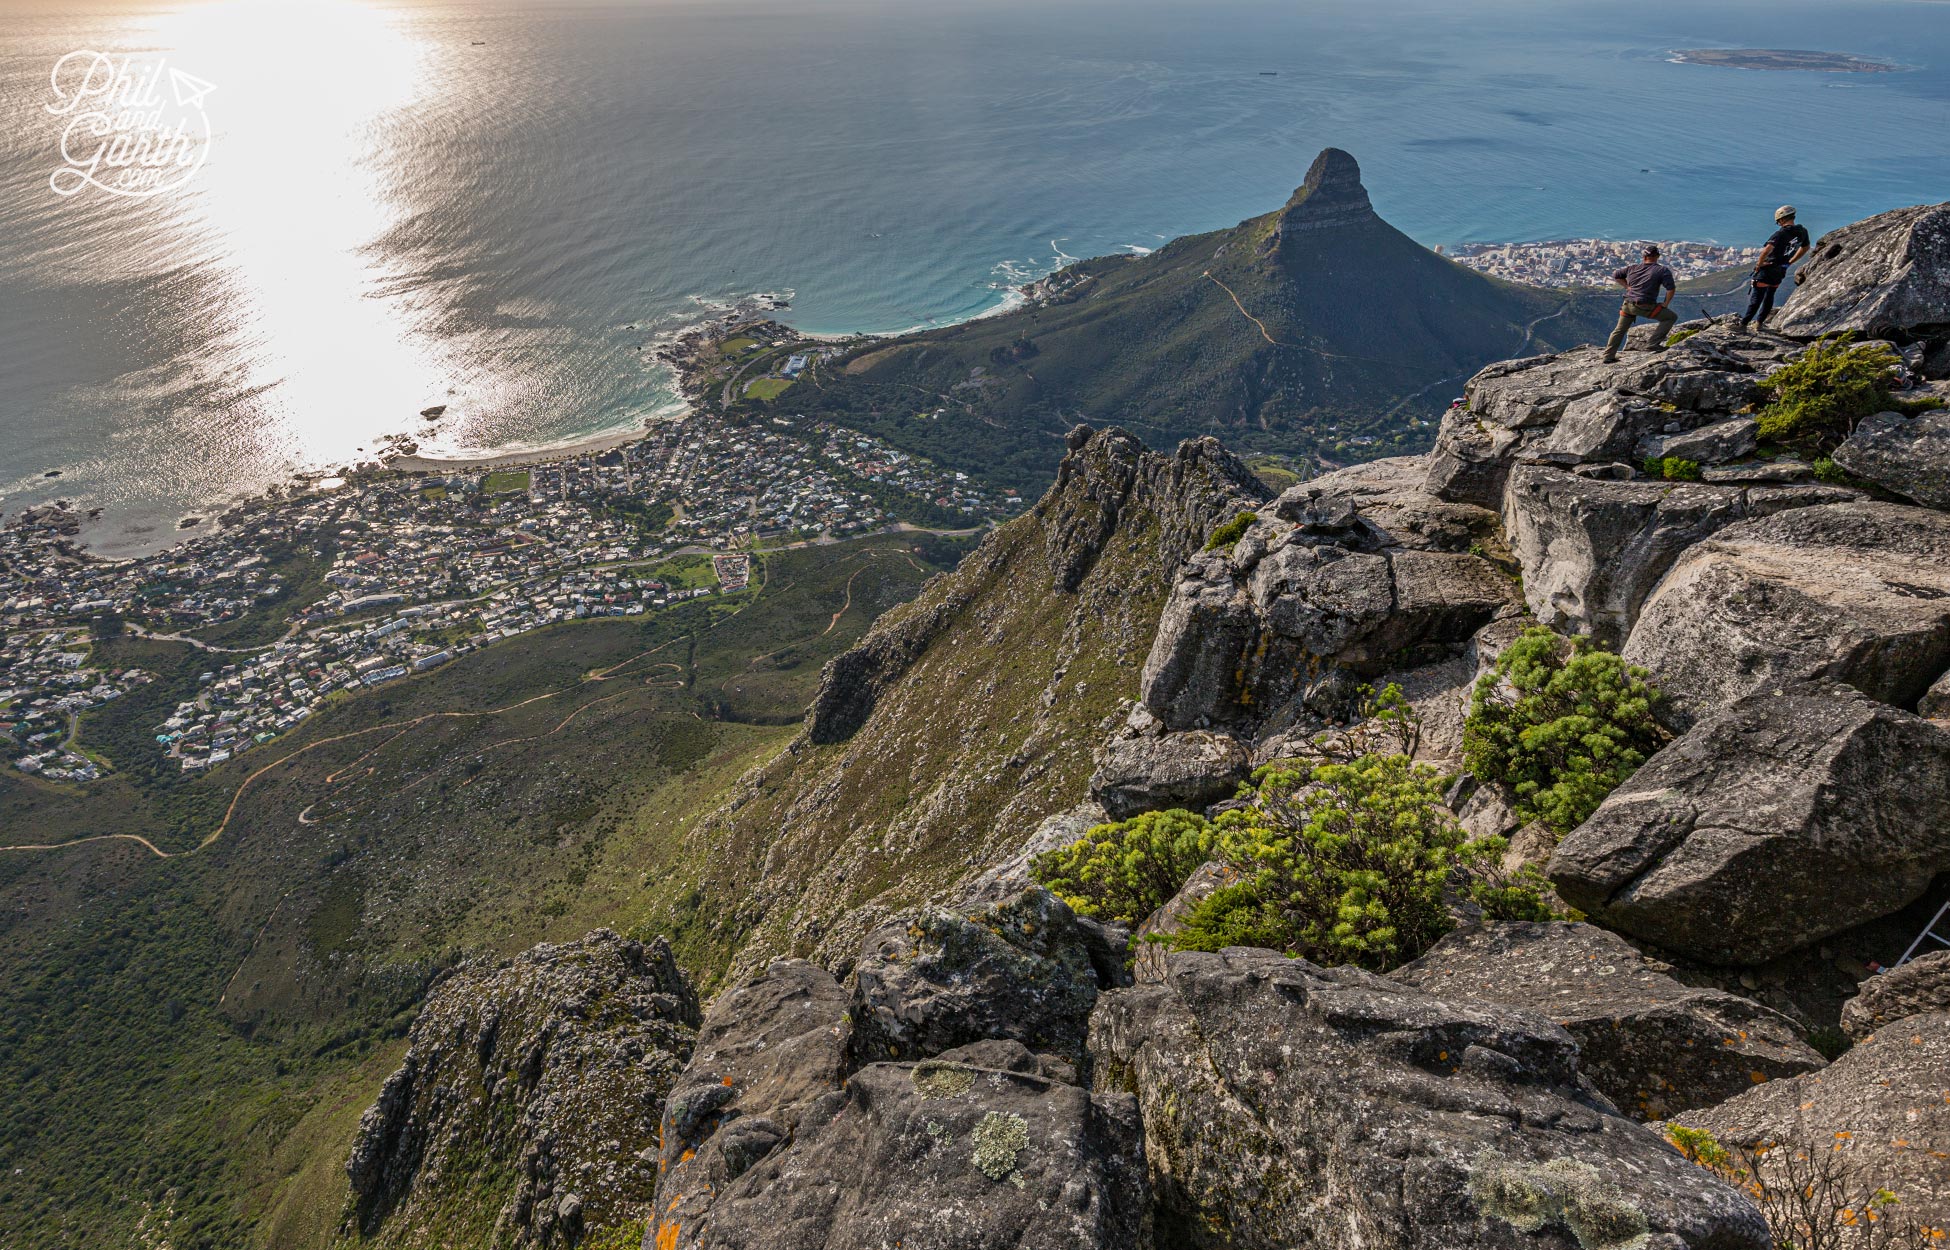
left=3, top=0, right=1948, bottom=552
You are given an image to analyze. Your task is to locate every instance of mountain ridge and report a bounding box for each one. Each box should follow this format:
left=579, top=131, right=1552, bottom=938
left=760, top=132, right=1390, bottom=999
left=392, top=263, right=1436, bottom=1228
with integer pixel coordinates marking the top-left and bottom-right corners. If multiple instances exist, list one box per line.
left=757, top=148, right=1621, bottom=496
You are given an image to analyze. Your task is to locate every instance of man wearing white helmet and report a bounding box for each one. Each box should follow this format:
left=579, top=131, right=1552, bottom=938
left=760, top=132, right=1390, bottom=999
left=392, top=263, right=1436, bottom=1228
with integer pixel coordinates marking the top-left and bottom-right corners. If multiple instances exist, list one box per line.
left=1740, top=205, right=1811, bottom=330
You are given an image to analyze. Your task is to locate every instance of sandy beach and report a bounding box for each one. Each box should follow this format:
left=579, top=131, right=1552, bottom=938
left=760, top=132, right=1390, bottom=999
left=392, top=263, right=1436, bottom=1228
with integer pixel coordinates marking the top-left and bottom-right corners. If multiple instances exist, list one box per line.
left=383, top=423, right=659, bottom=473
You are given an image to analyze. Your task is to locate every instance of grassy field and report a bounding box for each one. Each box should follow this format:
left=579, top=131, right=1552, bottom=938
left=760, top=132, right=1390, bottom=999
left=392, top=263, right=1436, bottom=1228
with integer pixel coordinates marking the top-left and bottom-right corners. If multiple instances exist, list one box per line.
left=0, top=531, right=969, bottom=1250
left=743, top=376, right=794, bottom=402
left=480, top=469, right=531, bottom=495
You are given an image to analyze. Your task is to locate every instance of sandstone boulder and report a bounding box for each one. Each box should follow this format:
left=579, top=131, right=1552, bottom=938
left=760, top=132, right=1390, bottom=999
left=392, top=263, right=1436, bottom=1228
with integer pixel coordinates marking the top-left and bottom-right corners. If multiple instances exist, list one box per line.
left=346, top=931, right=698, bottom=1247
left=1621, top=501, right=1950, bottom=721
left=1832, top=407, right=1950, bottom=509
left=1772, top=202, right=1950, bottom=340
left=1394, top=922, right=1825, bottom=1120
left=1672, top=1012, right=1950, bottom=1234
left=849, top=887, right=1119, bottom=1068
left=1090, top=947, right=1769, bottom=1249
left=1089, top=730, right=1250, bottom=819
left=1842, top=950, right=1950, bottom=1040
left=656, top=1041, right=1151, bottom=1250
left=1548, top=683, right=1950, bottom=965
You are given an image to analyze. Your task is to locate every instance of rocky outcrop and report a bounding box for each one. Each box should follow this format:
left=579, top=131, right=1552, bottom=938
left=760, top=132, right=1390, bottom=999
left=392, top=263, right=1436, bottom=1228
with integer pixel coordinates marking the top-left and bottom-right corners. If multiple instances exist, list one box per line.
left=1090, top=947, right=1769, bottom=1249
left=1088, top=729, right=1250, bottom=819
left=1842, top=950, right=1950, bottom=1040
left=805, top=426, right=1266, bottom=745
left=1268, top=146, right=1380, bottom=243
left=1427, top=328, right=1798, bottom=508
left=1039, top=425, right=1271, bottom=594
left=1772, top=202, right=1950, bottom=341
left=848, top=887, right=1124, bottom=1069
left=659, top=1040, right=1151, bottom=1250
left=1833, top=407, right=1950, bottom=508
left=653, top=960, right=852, bottom=1249
left=1548, top=683, right=1950, bottom=965
left=1393, top=922, right=1825, bottom=1120
left=346, top=931, right=698, bottom=1247
left=1140, top=457, right=1518, bottom=732
left=1672, top=1012, right=1950, bottom=1234
left=1620, top=501, right=1950, bottom=722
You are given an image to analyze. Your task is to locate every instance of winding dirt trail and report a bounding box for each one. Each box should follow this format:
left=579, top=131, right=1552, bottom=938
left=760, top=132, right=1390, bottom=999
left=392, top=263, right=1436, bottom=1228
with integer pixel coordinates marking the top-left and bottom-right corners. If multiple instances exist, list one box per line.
left=1205, top=271, right=1288, bottom=346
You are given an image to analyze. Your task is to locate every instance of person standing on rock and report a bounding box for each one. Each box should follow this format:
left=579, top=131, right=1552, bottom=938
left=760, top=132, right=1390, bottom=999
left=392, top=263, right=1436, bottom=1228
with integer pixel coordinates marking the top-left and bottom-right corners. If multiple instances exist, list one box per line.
left=1601, top=245, right=1678, bottom=363
left=1739, top=205, right=1812, bottom=331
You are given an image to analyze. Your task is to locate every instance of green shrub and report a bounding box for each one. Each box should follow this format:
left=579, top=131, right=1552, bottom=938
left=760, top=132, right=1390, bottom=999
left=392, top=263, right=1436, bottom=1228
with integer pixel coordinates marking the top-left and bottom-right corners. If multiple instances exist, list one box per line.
left=1463, top=626, right=1668, bottom=835
left=1665, top=325, right=1703, bottom=346
left=1204, top=511, right=1259, bottom=551
left=1641, top=456, right=1703, bottom=482
left=1756, top=334, right=1941, bottom=453
left=1030, top=808, right=1216, bottom=925
left=1171, top=750, right=1555, bottom=972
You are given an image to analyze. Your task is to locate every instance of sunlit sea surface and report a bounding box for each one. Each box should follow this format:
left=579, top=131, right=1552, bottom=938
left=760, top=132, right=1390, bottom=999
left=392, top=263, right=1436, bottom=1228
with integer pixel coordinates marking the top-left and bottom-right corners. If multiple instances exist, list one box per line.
left=4, top=0, right=1949, bottom=554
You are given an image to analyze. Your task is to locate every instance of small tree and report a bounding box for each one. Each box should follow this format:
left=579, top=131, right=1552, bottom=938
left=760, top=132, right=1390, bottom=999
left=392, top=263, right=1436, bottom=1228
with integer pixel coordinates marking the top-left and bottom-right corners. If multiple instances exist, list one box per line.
left=1463, top=627, right=1667, bottom=835
left=1031, top=808, right=1216, bottom=926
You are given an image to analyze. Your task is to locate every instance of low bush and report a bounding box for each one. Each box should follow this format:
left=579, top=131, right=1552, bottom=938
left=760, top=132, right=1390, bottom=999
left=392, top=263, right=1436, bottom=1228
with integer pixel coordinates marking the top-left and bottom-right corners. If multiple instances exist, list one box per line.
left=1035, top=686, right=1559, bottom=972
left=1205, top=511, right=1259, bottom=551
left=1666, top=1125, right=1943, bottom=1247
left=1463, top=626, right=1668, bottom=835
left=1169, top=750, right=1555, bottom=971
left=1642, top=456, right=1703, bottom=482
left=1031, top=807, right=1216, bottom=926
left=1757, top=334, right=1943, bottom=453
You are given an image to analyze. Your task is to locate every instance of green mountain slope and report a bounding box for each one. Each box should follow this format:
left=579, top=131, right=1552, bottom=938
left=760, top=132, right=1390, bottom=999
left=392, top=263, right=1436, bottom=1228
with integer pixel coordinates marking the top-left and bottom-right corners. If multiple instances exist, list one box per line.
left=0, top=533, right=963, bottom=1250
left=673, top=427, right=1270, bottom=979
left=780, top=149, right=1616, bottom=496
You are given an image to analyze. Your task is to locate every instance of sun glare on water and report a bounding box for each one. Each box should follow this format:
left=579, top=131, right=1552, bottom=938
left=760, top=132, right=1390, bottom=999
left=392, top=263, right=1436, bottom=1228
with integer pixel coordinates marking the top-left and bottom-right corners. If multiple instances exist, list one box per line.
left=131, top=0, right=472, bottom=468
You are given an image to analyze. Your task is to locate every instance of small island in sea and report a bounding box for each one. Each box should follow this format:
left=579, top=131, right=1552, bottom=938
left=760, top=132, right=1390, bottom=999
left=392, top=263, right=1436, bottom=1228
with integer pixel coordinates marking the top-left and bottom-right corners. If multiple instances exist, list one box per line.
left=1670, top=48, right=1900, bottom=73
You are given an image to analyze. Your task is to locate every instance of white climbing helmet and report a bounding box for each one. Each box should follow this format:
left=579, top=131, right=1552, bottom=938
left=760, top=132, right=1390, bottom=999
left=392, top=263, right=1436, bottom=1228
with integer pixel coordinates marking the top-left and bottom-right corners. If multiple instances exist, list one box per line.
left=1775, top=205, right=1797, bottom=222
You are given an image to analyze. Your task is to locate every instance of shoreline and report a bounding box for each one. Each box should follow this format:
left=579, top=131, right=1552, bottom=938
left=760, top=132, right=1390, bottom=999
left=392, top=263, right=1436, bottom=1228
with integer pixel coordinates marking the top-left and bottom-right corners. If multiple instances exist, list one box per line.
left=383, top=423, right=660, bottom=474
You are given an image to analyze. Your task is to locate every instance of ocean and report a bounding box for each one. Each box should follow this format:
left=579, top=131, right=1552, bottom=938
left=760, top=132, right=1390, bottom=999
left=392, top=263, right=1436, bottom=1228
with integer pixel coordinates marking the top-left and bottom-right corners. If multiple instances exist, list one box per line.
left=4, top=0, right=1948, bottom=554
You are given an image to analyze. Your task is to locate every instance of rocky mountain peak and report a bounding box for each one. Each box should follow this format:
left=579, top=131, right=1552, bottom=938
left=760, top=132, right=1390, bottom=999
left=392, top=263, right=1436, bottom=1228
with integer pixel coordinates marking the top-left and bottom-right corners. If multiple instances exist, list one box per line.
left=1278, top=146, right=1377, bottom=232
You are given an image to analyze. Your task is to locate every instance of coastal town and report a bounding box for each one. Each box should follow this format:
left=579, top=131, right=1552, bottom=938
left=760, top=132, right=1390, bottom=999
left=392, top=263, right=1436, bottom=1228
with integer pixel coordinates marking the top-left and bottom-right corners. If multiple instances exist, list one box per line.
left=1443, top=238, right=1763, bottom=289
left=1, top=389, right=1016, bottom=780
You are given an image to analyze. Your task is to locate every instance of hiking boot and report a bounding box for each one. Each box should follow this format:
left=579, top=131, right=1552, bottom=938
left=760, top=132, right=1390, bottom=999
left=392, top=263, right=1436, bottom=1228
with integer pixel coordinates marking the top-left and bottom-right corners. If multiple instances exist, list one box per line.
left=1601, top=354, right=1619, bottom=364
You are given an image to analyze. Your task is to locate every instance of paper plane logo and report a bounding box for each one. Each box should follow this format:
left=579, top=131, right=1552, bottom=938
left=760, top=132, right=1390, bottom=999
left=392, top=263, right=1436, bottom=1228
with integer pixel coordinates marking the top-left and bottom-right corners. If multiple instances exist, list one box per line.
left=169, top=68, right=218, bottom=111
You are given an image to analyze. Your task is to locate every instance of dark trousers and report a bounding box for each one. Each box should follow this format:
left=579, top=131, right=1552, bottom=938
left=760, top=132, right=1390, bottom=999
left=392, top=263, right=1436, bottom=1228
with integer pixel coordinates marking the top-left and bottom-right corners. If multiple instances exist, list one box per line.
left=1604, top=301, right=1678, bottom=358
left=1742, top=273, right=1785, bottom=326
